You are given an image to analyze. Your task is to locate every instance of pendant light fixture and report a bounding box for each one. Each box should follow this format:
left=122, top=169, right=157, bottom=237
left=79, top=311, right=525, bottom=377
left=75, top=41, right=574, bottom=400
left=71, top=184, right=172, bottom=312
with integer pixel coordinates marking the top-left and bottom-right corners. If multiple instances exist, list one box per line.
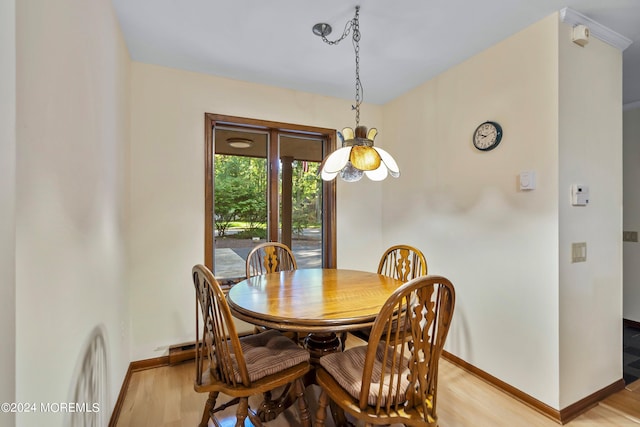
left=314, top=6, right=400, bottom=182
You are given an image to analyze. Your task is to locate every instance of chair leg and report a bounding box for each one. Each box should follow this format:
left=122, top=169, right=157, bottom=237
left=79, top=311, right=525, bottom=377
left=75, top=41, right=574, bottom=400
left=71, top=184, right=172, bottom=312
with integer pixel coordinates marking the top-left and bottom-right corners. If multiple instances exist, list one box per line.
left=315, top=390, right=329, bottom=427
left=329, top=400, right=349, bottom=427
left=247, top=406, right=265, bottom=427
left=294, top=379, right=312, bottom=427
left=199, top=391, right=218, bottom=427
left=235, top=397, right=250, bottom=427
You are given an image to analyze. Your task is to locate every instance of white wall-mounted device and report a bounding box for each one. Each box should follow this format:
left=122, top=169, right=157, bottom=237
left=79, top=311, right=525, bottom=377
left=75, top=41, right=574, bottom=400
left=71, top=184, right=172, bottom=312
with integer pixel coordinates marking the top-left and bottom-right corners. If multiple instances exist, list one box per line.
left=519, top=171, right=536, bottom=191
left=572, top=24, right=590, bottom=47
left=570, top=184, right=589, bottom=206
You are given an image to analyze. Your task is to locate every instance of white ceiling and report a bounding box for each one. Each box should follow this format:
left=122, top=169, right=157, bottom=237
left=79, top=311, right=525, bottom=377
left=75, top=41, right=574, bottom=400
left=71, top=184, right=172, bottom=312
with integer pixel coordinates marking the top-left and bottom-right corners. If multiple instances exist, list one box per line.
left=111, top=0, right=640, bottom=107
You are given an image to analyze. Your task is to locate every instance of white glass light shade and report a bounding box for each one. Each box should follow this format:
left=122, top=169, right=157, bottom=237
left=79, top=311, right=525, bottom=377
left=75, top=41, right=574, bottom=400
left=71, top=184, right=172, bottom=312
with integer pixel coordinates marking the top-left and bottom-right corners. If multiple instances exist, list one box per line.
left=320, top=147, right=351, bottom=180
left=374, top=147, right=400, bottom=178
left=364, top=164, right=388, bottom=181
left=319, top=126, right=400, bottom=181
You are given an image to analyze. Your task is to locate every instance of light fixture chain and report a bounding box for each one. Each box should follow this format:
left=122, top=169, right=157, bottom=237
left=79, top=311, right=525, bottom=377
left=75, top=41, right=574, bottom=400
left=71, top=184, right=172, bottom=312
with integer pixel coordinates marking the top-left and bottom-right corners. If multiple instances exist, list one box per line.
left=319, top=6, right=363, bottom=127
left=320, top=18, right=353, bottom=45
left=353, top=7, right=361, bottom=127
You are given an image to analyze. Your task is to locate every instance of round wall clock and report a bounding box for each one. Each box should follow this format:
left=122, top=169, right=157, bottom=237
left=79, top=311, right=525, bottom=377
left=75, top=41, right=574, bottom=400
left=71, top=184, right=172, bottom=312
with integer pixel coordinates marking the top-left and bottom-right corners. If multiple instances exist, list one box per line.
left=473, top=121, right=503, bottom=151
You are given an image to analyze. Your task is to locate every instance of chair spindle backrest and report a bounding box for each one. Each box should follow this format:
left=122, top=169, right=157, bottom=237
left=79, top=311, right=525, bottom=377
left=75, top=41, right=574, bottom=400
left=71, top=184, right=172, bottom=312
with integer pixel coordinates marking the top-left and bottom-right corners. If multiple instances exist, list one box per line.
left=192, top=264, right=251, bottom=387
left=245, top=242, right=298, bottom=278
left=361, top=275, right=455, bottom=420
left=377, top=244, right=427, bottom=282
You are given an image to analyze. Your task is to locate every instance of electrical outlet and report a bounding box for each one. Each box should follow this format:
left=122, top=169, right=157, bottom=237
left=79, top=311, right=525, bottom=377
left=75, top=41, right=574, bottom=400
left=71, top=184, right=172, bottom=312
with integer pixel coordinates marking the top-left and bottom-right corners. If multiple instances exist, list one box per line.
left=623, top=231, right=638, bottom=242
left=572, top=242, right=586, bottom=263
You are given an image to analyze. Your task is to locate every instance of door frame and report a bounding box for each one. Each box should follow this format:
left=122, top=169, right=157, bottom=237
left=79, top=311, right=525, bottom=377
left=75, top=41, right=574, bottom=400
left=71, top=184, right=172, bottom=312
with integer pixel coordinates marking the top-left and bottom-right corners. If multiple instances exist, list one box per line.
left=204, top=113, right=337, bottom=273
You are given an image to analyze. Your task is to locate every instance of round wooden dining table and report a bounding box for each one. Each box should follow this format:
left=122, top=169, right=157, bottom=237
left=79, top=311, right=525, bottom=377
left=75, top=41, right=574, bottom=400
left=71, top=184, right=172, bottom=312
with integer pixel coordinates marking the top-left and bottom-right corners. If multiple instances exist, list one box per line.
left=227, top=268, right=404, bottom=359
left=228, top=268, right=403, bottom=424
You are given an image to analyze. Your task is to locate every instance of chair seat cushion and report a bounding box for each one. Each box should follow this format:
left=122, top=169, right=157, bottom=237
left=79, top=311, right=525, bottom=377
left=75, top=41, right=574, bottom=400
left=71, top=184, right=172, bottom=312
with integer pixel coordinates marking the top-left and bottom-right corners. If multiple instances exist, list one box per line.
left=320, top=343, right=410, bottom=406
left=234, top=329, right=310, bottom=383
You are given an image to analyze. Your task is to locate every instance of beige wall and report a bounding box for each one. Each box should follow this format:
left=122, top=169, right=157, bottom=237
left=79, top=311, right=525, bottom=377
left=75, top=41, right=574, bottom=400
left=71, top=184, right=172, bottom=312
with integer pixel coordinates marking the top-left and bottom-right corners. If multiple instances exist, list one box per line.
left=15, top=0, right=131, bottom=423
left=1, top=0, right=16, bottom=425
left=558, top=21, right=623, bottom=408
left=382, top=12, right=623, bottom=409
left=383, top=13, right=562, bottom=407
left=624, top=106, right=640, bottom=322
left=128, top=63, right=385, bottom=360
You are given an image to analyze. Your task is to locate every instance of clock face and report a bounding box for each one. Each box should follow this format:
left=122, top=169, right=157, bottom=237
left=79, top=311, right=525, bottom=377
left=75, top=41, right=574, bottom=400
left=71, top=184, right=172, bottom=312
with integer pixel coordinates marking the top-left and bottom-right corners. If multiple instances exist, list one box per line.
left=473, top=121, right=503, bottom=151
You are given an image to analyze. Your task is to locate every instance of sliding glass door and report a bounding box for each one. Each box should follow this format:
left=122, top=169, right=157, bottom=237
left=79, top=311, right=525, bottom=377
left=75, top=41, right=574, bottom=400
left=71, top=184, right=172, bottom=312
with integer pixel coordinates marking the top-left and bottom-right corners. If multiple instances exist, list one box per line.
left=204, top=114, right=336, bottom=286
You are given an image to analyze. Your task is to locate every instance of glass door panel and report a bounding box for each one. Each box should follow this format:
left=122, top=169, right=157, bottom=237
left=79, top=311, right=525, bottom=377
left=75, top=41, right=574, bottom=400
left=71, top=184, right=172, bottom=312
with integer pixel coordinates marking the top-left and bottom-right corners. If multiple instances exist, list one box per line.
left=213, top=128, right=268, bottom=281
left=279, top=135, right=323, bottom=269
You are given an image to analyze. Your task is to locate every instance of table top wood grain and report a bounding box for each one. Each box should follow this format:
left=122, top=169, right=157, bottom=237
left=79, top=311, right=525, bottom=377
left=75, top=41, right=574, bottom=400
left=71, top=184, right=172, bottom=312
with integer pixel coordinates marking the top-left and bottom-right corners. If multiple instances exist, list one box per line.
left=227, top=268, right=404, bottom=333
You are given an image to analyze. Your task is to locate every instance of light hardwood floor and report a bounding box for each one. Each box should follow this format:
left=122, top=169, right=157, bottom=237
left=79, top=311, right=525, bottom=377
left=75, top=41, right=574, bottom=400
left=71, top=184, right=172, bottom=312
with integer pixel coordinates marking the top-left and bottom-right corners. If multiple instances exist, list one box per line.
left=114, top=336, right=640, bottom=427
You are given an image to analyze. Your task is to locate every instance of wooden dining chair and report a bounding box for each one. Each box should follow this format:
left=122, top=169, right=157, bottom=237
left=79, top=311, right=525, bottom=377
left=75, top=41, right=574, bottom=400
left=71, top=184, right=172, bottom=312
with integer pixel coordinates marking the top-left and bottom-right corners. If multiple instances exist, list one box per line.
left=378, top=244, right=427, bottom=281
left=245, top=241, right=301, bottom=338
left=315, top=275, right=456, bottom=427
left=191, top=264, right=312, bottom=427
left=356, top=244, right=428, bottom=343
left=245, top=241, right=298, bottom=279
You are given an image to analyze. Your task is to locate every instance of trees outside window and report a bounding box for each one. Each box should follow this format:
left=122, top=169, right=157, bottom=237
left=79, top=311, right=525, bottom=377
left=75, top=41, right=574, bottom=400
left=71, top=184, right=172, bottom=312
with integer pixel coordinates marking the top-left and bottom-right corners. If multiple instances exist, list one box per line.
left=214, top=155, right=267, bottom=237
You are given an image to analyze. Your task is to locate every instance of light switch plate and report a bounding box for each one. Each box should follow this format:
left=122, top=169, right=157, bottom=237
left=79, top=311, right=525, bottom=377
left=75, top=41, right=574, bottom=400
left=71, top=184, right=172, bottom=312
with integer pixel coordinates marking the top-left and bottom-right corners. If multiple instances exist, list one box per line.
left=572, top=242, right=587, bottom=263
left=623, top=231, right=638, bottom=242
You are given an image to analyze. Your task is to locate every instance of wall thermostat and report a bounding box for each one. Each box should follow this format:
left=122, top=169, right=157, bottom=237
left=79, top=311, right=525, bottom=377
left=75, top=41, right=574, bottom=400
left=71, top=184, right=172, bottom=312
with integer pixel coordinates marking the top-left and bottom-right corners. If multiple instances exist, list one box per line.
left=571, top=184, right=589, bottom=206
left=519, top=171, right=536, bottom=191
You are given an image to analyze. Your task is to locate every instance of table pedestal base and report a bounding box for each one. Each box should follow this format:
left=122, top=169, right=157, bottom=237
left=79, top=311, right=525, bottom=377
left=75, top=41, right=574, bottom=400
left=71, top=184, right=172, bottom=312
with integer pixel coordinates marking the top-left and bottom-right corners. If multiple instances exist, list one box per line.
left=254, top=332, right=347, bottom=423
left=303, top=333, right=342, bottom=363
